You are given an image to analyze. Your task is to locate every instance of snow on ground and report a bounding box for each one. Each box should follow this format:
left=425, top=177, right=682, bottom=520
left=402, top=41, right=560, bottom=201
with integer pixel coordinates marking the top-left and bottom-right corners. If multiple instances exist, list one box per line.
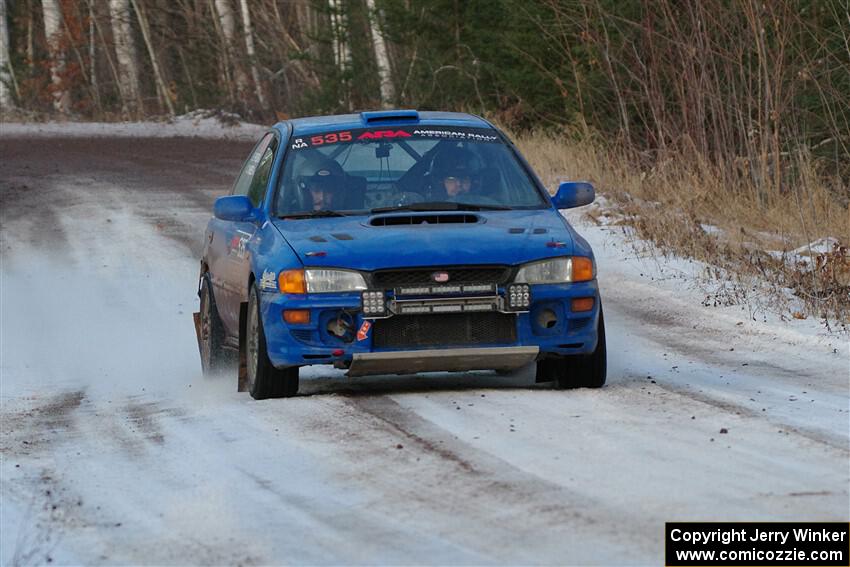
left=0, top=111, right=266, bottom=141
left=766, top=236, right=845, bottom=270
left=566, top=207, right=848, bottom=441
left=1, top=125, right=847, bottom=565
left=582, top=195, right=850, bottom=333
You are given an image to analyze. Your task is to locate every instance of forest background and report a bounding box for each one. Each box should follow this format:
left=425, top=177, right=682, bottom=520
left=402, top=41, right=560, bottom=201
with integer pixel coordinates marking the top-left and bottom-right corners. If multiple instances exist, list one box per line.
left=1, top=0, right=848, bottom=323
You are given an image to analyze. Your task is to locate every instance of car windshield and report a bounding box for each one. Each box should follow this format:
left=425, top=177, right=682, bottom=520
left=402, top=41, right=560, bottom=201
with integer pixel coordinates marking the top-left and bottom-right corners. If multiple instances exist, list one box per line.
left=274, top=125, right=546, bottom=217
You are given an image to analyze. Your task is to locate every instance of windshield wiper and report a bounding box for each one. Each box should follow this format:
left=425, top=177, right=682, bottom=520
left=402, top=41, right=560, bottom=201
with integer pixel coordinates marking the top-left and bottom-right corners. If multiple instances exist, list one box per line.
left=279, top=210, right=348, bottom=219
left=455, top=201, right=511, bottom=211
left=370, top=201, right=510, bottom=214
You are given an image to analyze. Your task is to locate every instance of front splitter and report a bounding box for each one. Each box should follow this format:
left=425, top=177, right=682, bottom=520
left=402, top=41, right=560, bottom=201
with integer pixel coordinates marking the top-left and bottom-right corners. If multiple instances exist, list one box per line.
left=347, top=346, right=539, bottom=377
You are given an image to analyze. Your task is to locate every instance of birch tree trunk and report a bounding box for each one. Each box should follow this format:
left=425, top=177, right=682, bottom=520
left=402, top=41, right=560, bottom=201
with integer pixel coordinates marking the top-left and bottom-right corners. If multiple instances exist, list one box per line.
left=129, top=0, right=175, bottom=115
left=328, top=0, right=351, bottom=109
left=87, top=2, right=101, bottom=112
left=41, top=0, right=71, bottom=113
left=365, top=0, right=394, bottom=107
left=26, top=0, right=35, bottom=72
left=238, top=0, right=266, bottom=107
left=328, top=0, right=350, bottom=72
left=108, top=0, right=142, bottom=115
left=214, top=0, right=249, bottom=104
left=0, top=0, right=15, bottom=109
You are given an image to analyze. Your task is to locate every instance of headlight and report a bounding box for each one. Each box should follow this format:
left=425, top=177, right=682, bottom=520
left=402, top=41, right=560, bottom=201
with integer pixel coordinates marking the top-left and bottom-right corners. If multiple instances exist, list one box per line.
left=514, top=257, right=594, bottom=284
left=304, top=269, right=367, bottom=293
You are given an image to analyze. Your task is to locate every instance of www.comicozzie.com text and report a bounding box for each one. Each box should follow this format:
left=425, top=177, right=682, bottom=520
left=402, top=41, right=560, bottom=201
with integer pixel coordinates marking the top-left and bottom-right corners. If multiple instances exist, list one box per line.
left=670, top=527, right=848, bottom=546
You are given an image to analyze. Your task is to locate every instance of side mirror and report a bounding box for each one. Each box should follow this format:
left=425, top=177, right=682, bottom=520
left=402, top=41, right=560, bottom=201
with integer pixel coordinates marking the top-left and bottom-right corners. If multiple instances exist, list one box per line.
left=551, top=181, right=595, bottom=209
left=214, top=195, right=255, bottom=222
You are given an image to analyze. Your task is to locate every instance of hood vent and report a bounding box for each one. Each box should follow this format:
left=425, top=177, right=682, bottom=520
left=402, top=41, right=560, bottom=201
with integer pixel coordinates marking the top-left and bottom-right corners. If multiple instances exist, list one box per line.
left=370, top=214, right=479, bottom=227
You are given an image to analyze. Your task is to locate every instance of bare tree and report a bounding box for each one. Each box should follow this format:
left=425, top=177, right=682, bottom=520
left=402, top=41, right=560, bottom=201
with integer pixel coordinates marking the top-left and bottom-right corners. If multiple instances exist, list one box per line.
left=213, top=0, right=249, bottom=105
left=238, top=0, right=266, bottom=107
left=41, top=0, right=70, bottom=113
left=365, top=0, right=393, bottom=107
left=129, top=0, right=174, bottom=115
left=0, top=0, right=16, bottom=109
left=328, top=0, right=351, bottom=109
left=108, top=0, right=142, bottom=115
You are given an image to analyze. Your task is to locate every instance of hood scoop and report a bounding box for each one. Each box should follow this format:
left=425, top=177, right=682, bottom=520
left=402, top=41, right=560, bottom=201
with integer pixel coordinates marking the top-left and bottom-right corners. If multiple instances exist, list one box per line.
left=369, top=213, right=480, bottom=227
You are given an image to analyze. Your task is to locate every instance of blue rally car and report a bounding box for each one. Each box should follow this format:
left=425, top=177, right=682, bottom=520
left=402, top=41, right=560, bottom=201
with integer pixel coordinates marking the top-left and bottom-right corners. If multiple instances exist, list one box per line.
left=194, top=110, right=605, bottom=399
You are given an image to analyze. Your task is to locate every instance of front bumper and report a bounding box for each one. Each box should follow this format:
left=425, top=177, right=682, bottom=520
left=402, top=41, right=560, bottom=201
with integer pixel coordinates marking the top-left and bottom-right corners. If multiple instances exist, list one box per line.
left=348, top=346, right=539, bottom=377
left=259, top=280, right=601, bottom=373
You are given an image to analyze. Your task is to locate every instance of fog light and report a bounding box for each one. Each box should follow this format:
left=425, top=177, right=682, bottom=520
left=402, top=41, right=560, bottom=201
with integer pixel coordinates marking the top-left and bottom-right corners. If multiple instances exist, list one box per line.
left=360, top=290, right=387, bottom=317
left=537, top=308, right=558, bottom=329
left=571, top=297, right=594, bottom=312
left=505, top=284, right=531, bottom=311
left=283, top=309, right=311, bottom=324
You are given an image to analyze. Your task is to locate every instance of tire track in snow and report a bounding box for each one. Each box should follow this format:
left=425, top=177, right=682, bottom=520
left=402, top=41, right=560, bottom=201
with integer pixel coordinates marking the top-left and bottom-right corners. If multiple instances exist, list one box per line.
left=288, top=394, right=658, bottom=563
left=1, top=390, right=86, bottom=456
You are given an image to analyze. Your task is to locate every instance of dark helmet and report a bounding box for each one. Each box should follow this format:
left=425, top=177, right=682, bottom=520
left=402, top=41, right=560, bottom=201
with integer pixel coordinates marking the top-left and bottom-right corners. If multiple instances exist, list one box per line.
left=298, top=159, right=344, bottom=192
left=296, top=159, right=345, bottom=208
left=430, top=148, right=479, bottom=181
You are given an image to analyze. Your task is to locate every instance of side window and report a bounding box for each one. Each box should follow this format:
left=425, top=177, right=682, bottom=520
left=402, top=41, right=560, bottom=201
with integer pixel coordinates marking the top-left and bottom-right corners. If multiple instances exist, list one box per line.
left=232, top=133, right=274, bottom=199
left=247, top=137, right=278, bottom=207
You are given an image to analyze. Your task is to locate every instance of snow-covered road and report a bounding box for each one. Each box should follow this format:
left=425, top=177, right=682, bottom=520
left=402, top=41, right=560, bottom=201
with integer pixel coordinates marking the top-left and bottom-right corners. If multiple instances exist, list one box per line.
left=1, top=133, right=847, bottom=565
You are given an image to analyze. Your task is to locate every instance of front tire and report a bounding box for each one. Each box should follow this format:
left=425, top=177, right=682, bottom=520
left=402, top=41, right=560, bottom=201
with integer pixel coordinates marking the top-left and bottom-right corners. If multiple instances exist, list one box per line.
left=199, top=274, right=228, bottom=374
left=245, top=284, right=299, bottom=399
left=538, top=308, right=607, bottom=389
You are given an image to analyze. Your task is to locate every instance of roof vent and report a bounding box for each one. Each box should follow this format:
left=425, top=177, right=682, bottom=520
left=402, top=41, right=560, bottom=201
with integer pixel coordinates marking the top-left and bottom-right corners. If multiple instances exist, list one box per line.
left=360, top=110, right=420, bottom=125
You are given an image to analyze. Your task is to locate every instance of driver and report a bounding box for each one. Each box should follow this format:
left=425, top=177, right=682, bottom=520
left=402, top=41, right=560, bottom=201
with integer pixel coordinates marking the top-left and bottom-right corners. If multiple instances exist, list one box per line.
left=299, top=160, right=344, bottom=211
left=430, top=149, right=479, bottom=200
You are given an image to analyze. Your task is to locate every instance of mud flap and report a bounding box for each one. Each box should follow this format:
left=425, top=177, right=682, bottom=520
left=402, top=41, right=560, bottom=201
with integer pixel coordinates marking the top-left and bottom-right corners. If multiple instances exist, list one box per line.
left=535, top=358, right=559, bottom=383
left=192, top=311, right=203, bottom=364
left=237, top=302, right=248, bottom=392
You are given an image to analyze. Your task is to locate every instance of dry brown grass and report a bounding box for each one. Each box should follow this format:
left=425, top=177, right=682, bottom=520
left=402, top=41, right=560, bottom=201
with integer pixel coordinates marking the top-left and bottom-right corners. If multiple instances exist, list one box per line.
left=514, top=131, right=850, bottom=328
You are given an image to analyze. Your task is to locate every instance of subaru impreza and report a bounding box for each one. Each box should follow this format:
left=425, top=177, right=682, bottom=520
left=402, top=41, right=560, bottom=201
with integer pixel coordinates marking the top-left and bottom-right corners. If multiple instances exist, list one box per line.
left=194, top=110, right=605, bottom=399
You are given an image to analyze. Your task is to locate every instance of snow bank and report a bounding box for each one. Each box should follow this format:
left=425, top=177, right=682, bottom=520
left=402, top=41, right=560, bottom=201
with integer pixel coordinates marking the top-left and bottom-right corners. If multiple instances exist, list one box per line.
left=0, top=111, right=266, bottom=141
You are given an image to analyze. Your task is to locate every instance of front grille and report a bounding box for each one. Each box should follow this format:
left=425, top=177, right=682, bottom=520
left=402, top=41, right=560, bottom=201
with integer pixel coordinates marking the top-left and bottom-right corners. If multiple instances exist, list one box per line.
left=373, top=312, right=517, bottom=349
left=371, top=266, right=511, bottom=289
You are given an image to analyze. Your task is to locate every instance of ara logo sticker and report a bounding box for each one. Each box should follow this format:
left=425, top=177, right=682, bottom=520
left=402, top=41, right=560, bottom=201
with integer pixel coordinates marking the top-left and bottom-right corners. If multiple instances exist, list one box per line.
left=356, top=321, right=372, bottom=341
left=259, top=270, right=277, bottom=291
left=356, top=130, right=412, bottom=140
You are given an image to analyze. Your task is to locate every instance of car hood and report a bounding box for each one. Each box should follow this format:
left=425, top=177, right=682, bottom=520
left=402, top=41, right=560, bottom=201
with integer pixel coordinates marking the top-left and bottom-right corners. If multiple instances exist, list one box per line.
left=272, top=210, right=575, bottom=270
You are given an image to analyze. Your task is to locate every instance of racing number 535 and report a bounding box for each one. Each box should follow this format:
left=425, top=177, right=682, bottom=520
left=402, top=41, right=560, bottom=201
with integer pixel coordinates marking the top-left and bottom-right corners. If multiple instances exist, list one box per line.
left=311, top=131, right=352, bottom=146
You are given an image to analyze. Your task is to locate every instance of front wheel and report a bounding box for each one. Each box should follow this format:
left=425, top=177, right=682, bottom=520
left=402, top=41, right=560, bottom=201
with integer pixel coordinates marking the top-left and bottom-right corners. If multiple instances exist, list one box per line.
left=199, top=275, right=228, bottom=374
left=537, top=308, right=607, bottom=389
left=245, top=284, right=299, bottom=399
